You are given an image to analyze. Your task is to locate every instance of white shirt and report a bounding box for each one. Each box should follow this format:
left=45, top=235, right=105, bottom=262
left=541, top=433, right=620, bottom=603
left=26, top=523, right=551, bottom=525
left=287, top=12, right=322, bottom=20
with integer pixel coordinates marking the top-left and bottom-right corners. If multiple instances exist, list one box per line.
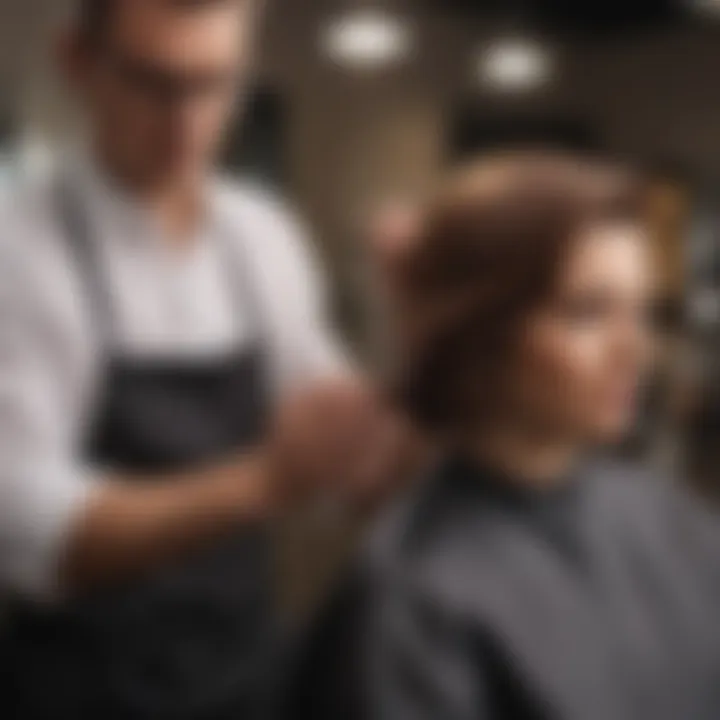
left=0, top=160, right=346, bottom=600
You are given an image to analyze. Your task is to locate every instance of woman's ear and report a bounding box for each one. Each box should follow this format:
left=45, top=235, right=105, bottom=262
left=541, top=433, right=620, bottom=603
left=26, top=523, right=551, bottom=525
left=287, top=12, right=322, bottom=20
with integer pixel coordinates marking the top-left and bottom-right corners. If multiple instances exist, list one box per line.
left=367, top=202, right=424, bottom=317
left=370, top=203, right=421, bottom=276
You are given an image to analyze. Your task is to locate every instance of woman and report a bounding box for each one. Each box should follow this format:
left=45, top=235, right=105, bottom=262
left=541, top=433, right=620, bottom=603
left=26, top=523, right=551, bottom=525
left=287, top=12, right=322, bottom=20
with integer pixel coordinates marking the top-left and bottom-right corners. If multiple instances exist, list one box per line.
left=287, top=153, right=720, bottom=720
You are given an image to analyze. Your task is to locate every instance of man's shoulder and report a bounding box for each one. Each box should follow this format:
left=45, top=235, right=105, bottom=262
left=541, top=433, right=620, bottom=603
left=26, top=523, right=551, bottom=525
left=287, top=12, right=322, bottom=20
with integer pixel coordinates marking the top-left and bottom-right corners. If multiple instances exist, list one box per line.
left=0, top=173, right=56, bottom=234
left=214, top=175, right=306, bottom=247
left=0, top=176, right=60, bottom=271
left=0, top=174, right=81, bottom=316
left=214, top=174, right=323, bottom=294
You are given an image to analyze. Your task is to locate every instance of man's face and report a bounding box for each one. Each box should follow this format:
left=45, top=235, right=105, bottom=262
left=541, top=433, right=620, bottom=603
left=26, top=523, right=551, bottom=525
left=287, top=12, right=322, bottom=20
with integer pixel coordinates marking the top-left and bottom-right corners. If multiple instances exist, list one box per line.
left=69, top=0, right=254, bottom=186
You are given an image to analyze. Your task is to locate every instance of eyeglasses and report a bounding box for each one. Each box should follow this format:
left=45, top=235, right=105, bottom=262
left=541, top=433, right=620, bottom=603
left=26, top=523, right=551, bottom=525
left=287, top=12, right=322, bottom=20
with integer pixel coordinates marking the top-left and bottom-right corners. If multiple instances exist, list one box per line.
left=102, top=48, right=239, bottom=104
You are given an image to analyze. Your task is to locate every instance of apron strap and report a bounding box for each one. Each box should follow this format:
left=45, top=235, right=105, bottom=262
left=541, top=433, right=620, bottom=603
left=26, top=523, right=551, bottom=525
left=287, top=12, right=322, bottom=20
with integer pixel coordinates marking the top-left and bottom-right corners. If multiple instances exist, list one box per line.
left=53, top=173, right=270, bottom=356
left=54, top=175, right=118, bottom=349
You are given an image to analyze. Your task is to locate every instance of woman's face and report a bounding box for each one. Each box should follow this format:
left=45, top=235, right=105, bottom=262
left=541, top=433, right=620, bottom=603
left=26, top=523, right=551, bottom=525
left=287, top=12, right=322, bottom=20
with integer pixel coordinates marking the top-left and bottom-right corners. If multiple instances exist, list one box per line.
left=502, top=221, right=655, bottom=445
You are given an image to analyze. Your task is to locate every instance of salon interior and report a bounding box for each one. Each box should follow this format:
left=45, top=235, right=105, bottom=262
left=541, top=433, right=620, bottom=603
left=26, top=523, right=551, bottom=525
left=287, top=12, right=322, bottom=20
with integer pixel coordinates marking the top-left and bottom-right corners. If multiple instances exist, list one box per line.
left=1, top=0, right=720, bottom=611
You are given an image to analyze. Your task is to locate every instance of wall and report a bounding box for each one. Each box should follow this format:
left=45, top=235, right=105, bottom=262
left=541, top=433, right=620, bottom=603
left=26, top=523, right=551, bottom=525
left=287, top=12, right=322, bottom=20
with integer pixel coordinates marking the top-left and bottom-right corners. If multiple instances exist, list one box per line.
left=258, top=1, right=720, bottom=345
left=6, top=2, right=720, bottom=244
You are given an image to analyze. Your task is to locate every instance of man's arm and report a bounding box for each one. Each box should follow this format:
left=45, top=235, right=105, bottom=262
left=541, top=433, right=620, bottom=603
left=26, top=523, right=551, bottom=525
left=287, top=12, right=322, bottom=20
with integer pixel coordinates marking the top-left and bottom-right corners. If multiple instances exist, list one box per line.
left=59, top=454, right=271, bottom=594
left=60, top=379, right=380, bottom=595
left=0, top=200, right=380, bottom=600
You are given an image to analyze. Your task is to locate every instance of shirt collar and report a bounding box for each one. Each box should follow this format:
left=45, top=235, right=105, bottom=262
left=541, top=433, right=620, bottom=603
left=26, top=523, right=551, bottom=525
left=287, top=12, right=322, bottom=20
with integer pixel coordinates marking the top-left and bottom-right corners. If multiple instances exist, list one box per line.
left=440, top=451, right=584, bottom=510
left=67, top=150, right=225, bottom=250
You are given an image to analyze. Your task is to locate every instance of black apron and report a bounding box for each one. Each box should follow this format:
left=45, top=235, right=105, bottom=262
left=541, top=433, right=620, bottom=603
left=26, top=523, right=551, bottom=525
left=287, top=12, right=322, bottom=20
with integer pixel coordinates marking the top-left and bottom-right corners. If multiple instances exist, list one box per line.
left=1, top=181, right=278, bottom=720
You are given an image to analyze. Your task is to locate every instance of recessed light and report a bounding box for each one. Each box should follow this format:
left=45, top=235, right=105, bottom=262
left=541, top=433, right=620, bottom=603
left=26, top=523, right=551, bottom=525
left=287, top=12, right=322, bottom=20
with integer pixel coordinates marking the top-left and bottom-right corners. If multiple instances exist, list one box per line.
left=479, top=39, right=554, bottom=92
left=323, top=10, right=413, bottom=71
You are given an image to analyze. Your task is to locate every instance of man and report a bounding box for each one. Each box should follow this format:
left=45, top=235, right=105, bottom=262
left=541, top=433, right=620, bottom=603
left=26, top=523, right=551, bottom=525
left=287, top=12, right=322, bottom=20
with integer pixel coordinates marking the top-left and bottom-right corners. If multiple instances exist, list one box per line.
left=0, top=1, right=398, bottom=717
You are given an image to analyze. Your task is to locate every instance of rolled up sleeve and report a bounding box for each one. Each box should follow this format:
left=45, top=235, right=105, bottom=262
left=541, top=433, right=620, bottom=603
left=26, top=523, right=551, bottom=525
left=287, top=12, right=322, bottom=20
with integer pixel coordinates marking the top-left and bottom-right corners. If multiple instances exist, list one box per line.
left=0, top=461, right=91, bottom=601
left=0, top=227, right=92, bottom=602
left=235, top=185, right=353, bottom=396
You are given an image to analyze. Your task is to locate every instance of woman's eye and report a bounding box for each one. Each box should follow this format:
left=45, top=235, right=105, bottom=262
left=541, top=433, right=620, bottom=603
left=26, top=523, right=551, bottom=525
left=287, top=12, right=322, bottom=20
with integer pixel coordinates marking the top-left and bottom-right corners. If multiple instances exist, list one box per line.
left=558, top=296, right=611, bottom=324
left=555, top=294, right=654, bottom=331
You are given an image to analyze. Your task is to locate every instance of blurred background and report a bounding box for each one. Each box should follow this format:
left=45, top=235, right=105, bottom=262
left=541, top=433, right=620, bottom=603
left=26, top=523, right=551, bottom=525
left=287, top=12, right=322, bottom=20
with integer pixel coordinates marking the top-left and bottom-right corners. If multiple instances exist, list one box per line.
left=0, top=0, right=719, bottom=607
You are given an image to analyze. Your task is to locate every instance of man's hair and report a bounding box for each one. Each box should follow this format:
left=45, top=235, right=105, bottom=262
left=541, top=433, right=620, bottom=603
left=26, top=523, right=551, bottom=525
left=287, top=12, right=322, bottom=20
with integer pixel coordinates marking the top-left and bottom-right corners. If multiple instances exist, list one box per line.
left=77, top=0, right=240, bottom=43
left=77, top=0, right=112, bottom=41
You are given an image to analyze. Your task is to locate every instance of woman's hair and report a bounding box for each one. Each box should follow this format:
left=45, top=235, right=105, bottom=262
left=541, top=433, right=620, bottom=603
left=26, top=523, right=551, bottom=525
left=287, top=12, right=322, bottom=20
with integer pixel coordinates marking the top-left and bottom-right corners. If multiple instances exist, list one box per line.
left=393, top=151, right=643, bottom=433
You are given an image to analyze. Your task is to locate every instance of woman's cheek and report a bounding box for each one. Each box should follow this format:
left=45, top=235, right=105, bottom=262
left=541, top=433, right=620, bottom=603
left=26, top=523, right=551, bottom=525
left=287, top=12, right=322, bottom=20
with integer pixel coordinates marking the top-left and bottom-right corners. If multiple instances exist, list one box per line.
left=516, top=322, right=610, bottom=431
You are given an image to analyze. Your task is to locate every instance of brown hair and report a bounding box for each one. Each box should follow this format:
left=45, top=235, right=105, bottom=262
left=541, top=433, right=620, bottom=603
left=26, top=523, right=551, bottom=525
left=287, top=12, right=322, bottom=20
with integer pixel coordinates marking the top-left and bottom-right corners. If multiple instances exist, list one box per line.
left=76, top=0, right=241, bottom=44
left=393, top=152, right=643, bottom=433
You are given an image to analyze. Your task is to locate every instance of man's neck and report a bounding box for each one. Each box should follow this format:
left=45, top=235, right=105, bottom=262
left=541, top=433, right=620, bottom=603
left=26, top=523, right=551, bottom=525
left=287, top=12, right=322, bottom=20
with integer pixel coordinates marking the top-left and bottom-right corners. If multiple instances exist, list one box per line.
left=94, top=147, right=207, bottom=247
left=151, top=187, right=206, bottom=247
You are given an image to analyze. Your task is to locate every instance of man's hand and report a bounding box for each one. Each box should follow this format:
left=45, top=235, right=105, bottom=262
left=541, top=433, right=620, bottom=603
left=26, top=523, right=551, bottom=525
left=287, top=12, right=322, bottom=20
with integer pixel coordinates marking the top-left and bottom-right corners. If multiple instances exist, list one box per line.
left=266, top=380, right=411, bottom=511
left=60, top=380, right=425, bottom=595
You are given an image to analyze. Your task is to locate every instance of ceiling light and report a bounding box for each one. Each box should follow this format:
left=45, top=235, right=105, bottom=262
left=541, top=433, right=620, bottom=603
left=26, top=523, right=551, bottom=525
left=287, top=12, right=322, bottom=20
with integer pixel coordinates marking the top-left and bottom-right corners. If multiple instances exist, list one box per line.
left=479, top=39, right=554, bottom=92
left=323, top=9, right=413, bottom=71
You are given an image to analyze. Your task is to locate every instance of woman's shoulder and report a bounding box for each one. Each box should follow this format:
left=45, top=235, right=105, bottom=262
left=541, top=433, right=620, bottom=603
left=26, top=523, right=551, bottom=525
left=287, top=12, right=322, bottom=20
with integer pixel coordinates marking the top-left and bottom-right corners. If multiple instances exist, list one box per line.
left=586, top=457, right=720, bottom=576
left=358, top=459, right=500, bottom=611
left=362, top=458, right=461, bottom=561
left=584, top=456, right=698, bottom=526
left=584, top=457, right=669, bottom=511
